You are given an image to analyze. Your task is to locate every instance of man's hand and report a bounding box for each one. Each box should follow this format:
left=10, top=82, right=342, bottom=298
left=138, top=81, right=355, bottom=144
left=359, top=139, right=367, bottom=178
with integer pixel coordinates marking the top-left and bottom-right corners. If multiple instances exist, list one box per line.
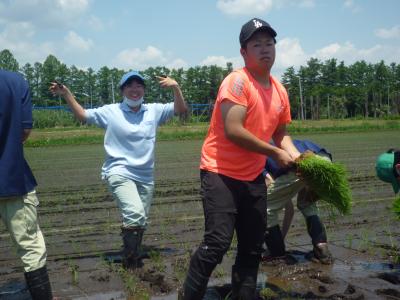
left=265, top=173, right=275, bottom=188
left=271, top=148, right=295, bottom=169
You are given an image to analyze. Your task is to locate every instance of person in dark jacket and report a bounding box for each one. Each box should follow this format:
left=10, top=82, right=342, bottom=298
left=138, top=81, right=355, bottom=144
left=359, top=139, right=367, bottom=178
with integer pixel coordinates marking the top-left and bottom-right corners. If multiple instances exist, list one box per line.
left=263, top=139, right=333, bottom=264
left=0, top=69, right=53, bottom=299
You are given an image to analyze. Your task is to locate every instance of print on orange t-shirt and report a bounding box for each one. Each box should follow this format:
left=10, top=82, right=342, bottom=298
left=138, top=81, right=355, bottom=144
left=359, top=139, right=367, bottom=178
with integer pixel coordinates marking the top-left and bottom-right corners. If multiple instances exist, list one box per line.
left=200, top=67, right=292, bottom=181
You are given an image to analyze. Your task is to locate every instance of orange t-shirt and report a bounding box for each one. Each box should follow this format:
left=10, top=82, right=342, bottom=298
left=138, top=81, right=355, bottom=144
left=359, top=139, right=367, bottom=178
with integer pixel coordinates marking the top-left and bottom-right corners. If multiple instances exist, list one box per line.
left=200, top=67, right=292, bottom=181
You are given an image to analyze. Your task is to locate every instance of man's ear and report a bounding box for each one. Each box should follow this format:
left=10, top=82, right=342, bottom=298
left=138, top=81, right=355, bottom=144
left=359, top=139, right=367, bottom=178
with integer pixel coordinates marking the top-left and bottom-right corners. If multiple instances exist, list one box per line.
left=240, top=47, right=246, bottom=57
left=395, top=163, right=400, bottom=176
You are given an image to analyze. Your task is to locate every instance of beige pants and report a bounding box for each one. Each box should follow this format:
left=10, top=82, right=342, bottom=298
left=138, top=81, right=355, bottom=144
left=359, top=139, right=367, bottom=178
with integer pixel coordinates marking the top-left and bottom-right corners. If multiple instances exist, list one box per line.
left=266, top=154, right=331, bottom=228
left=0, top=190, right=47, bottom=272
left=266, top=172, right=318, bottom=228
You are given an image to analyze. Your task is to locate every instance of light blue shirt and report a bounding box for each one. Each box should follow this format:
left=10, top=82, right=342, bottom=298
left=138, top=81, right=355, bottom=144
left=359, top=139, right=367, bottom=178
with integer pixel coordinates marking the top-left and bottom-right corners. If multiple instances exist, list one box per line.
left=85, top=101, right=174, bottom=184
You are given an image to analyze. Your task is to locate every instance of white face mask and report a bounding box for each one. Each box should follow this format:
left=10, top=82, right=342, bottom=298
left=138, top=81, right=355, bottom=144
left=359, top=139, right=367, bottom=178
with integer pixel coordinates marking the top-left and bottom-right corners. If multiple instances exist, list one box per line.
left=123, top=96, right=143, bottom=108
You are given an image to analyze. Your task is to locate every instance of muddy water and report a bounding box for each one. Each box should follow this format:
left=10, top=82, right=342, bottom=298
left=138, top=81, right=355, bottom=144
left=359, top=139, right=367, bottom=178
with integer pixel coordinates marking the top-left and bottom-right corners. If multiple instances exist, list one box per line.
left=154, top=258, right=400, bottom=300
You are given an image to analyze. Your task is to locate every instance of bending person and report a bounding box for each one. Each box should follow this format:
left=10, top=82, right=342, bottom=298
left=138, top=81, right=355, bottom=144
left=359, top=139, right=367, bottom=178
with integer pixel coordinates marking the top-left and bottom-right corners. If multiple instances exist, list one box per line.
left=376, top=149, right=400, bottom=194
left=263, top=139, right=333, bottom=264
left=50, top=71, right=187, bottom=269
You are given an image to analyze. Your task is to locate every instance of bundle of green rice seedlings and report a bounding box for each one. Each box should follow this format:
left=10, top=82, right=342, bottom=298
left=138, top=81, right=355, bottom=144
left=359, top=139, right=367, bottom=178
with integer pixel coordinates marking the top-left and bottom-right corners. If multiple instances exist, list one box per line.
left=392, top=195, right=400, bottom=219
left=295, top=151, right=352, bottom=215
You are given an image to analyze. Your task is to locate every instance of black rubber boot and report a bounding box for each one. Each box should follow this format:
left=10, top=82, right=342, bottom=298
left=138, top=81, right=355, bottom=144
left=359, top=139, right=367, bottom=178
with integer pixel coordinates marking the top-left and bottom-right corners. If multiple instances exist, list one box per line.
left=24, top=265, right=53, bottom=300
left=305, top=215, right=327, bottom=245
left=179, top=268, right=209, bottom=300
left=231, top=264, right=258, bottom=300
left=306, top=215, right=333, bottom=264
left=264, top=225, right=285, bottom=257
left=121, top=226, right=144, bottom=269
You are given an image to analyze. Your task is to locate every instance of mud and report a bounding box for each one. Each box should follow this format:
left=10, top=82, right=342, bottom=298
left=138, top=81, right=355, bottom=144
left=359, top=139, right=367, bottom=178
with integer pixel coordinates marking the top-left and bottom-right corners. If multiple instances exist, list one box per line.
left=1, top=131, right=400, bottom=299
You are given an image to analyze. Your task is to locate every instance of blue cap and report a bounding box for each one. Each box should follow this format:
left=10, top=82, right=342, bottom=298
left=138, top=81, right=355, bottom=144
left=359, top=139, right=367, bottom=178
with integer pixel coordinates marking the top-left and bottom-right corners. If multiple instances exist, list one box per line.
left=119, top=71, right=145, bottom=87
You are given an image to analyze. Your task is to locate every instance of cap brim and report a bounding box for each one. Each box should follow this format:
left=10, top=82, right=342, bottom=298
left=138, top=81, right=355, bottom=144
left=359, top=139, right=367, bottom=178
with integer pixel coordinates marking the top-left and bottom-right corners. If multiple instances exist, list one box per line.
left=262, top=26, right=277, bottom=37
left=127, top=75, right=145, bottom=82
left=120, top=75, right=145, bottom=87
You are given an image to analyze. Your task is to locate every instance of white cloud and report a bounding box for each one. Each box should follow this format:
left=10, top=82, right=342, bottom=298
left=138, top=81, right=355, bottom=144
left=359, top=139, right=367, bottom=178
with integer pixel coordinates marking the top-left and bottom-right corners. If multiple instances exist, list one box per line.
left=343, top=0, right=361, bottom=13
left=314, top=42, right=364, bottom=62
left=0, top=22, right=94, bottom=66
left=1, top=22, right=36, bottom=40
left=374, top=25, right=400, bottom=39
left=87, top=15, right=104, bottom=31
left=0, top=0, right=95, bottom=64
left=343, top=0, right=354, bottom=8
left=298, top=0, right=315, bottom=8
left=197, top=37, right=400, bottom=79
left=313, top=41, right=400, bottom=65
left=200, top=55, right=243, bottom=69
left=276, top=38, right=400, bottom=72
left=112, top=46, right=188, bottom=70
left=0, top=22, right=56, bottom=64
left=0, top=0, right=89, bottom=28
left=166, top=58, right=188, bottom=70
left=270, top=38, right=400, bottom=79
left=275, top=38, right=308, bottom=68
left=64, top=31, right=93, bottom=52
left=57, top=0, right=88, bottom=12
left=268, top=37, right=307, bottom=78
left=216, top=0, right=315, bottom=15
left=216, top=0, right=274, bottom=15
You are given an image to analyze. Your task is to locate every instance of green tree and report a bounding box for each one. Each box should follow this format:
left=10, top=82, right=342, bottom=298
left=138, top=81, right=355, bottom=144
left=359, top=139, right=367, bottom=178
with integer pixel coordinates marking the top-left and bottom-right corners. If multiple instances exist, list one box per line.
left=0, top=49, right=19, bottom=71
left=282, top=66, right=300, bottom=119
left=96, top=66, right=111, bottom=104
left=21, top=63, right=35, bottom=100
left=32, top=62, right=43, bottom=105
left=41, top=55, right=62, bottom=105
left=84, top=67, right=96, bottom=108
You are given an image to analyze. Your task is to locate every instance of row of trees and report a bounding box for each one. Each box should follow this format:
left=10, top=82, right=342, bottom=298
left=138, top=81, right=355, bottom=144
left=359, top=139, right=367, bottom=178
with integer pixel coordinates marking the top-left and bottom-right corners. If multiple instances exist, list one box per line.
left=1, top=49, right=399, bottom=119
left=282, top=58, right=400, bottom=119
left=0, top=49, right=231, bottom=111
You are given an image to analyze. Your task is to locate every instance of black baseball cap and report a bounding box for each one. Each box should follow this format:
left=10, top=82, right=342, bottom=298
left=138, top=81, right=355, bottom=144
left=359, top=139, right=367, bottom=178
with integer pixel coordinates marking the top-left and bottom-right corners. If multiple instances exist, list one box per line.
left=239, top=18, right=277, bottom=48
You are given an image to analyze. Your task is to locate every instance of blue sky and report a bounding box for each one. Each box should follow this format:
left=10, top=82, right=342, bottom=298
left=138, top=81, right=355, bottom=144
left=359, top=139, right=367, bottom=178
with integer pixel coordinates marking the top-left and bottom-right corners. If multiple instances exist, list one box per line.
left=0, top=0, right=399, bottom=78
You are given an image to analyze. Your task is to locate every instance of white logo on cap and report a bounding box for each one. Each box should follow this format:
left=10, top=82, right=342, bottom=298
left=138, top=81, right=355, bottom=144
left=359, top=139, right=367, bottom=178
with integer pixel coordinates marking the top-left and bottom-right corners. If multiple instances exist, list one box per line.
left=253, top=19, right=262, bottom=28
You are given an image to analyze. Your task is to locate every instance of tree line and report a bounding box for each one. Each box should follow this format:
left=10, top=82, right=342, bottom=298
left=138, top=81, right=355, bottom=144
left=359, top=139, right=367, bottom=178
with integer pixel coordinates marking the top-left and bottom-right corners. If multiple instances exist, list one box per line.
left=1, top=49, right=399, bottom=119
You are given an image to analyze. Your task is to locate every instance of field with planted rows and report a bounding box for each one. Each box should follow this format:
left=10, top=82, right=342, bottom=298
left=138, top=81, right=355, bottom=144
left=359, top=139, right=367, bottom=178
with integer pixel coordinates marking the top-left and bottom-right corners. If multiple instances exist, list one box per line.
left=1, top=130, right=400, bottom=299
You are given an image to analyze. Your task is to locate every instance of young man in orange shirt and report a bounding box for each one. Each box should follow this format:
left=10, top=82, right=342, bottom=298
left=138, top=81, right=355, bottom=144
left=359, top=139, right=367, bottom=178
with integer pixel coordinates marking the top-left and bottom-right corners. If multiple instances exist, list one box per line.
left=180, top=18, right=300, bottom=300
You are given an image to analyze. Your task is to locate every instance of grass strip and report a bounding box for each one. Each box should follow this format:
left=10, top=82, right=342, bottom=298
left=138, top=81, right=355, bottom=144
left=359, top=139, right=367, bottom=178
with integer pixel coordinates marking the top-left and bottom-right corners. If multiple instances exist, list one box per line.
left=25, top=119, right=400, bottom=147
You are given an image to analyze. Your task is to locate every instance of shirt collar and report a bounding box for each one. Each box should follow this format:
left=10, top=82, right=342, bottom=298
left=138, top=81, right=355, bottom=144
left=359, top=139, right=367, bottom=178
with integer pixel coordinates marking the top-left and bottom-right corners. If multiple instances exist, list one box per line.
left=120, top=101, right=148, bottom=113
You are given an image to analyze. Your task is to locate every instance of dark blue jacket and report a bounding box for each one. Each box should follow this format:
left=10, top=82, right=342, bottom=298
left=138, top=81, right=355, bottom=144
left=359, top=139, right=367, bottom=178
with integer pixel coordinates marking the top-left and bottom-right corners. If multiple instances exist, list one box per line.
left=265, top=140, right=332, bottom=179
left=0, top=70, right=37, bottom=197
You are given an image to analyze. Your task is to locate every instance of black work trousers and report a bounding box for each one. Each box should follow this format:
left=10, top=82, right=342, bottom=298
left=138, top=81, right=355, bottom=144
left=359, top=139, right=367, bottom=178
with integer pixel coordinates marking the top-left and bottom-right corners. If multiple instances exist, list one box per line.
left=184, top=170, right=267, bottom=296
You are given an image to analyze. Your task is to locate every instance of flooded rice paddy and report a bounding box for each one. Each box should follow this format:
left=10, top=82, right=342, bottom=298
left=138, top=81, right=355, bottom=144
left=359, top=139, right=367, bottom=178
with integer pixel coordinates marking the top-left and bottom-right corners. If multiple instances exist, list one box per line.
left=1, top=130, right=400, bottom=299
